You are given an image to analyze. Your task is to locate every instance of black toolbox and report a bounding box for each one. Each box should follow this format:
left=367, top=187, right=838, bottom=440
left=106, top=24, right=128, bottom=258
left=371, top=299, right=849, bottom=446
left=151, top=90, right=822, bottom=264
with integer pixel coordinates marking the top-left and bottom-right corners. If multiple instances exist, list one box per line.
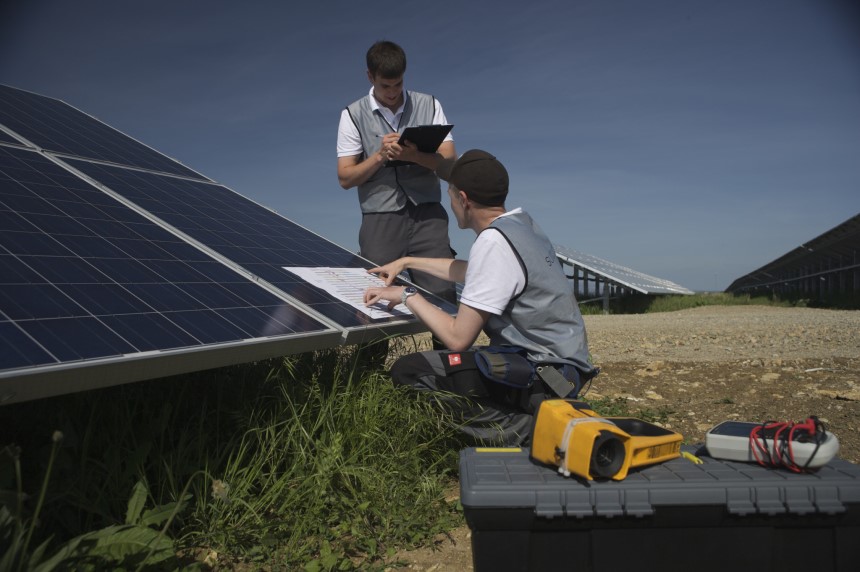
left=459, top=446, right=860, bottom=571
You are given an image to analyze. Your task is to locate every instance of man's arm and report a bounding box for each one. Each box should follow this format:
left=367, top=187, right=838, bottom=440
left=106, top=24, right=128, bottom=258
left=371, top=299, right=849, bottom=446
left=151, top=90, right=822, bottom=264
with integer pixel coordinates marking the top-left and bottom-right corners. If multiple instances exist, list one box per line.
left=390, top=139, right=456, bottom=172
left=390, top=96, right=456, bottom=170
left=338, top=137, right=453, bottom=189
left=337, top=152, right=383, bottom=190
left=370, top=256, right=467, bottom=285
left=364, top=285, right=488, bottom=351
left=337, top=104, right=398, bottom=189
left=337, top=131, right=402, bottom=189
left=409, top=293, right=488, bottom=351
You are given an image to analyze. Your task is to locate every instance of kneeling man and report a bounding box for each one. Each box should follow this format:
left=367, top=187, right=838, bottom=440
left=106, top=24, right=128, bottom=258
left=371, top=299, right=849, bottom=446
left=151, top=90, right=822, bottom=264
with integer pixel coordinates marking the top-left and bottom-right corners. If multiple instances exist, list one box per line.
left=364, top=150, right=596, bottom=445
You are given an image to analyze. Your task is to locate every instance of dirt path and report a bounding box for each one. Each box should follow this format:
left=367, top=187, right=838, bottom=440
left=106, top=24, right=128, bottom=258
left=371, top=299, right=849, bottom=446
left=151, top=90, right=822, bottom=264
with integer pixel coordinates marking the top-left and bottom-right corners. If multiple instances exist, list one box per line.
left=385, top=306, right=860, bottom=571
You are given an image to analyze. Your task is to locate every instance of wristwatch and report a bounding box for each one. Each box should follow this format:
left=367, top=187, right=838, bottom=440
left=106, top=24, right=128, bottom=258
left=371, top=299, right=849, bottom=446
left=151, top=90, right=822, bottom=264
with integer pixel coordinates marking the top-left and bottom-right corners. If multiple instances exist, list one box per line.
left=401, top=286, right=418, bottom=306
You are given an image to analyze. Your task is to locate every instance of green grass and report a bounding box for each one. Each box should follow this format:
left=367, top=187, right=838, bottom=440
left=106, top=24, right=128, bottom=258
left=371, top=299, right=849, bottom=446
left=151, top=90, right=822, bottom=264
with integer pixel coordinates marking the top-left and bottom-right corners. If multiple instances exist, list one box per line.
left=1, top=343, right=465, bottom=570
left=580, top=291, right=799, bottom=315
left=643, top=292, right=793, bottom=313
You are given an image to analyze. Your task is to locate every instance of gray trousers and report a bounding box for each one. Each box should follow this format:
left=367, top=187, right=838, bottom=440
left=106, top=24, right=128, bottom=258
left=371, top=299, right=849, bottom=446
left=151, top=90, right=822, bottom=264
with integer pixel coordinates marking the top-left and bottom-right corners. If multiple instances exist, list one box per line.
left=359, top=202, right=457, bottom=304
left=390, top=349, right=540, bottom=446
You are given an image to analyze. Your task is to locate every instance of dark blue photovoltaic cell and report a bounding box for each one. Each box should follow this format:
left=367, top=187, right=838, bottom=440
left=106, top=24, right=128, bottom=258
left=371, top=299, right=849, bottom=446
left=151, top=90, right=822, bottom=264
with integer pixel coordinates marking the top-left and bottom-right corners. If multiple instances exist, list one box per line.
left=64, top=158, right=457, bottom=327
left=0, top=85, right=206, bottom=181
left=18, top=317, right=138, bottom=362
left=0, top=322, right=56, bottom=368
left=0, top=145, right=334, bottom=373
left=99, top=313, right=199, bottom=351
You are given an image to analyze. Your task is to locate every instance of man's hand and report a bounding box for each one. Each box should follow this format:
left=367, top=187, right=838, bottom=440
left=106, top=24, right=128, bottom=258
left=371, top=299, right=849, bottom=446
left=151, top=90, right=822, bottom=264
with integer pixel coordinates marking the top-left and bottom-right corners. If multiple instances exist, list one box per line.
left=379, top=132, right=401, bottom=162
left=364, top=285, right=404, bottom=311
left=368, top=260, right=408, bottom=286
left=383, top=135, right=450, bottom=168
left=394, top=139, right=420, bottom=163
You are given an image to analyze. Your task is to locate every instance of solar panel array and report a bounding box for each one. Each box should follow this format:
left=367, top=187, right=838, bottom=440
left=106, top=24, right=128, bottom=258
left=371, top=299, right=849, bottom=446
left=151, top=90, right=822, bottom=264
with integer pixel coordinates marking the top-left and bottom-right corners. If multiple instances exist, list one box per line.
left=554, top=243, right=694, bottom=295
left=727, top=212, right=860, bottom=294
left=1, top=85, right=444, bottom=405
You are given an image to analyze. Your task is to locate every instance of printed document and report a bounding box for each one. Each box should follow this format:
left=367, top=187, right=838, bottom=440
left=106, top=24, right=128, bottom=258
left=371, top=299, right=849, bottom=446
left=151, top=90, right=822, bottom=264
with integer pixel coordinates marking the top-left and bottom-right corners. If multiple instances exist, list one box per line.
left=282, top=266, right=413, bottom=320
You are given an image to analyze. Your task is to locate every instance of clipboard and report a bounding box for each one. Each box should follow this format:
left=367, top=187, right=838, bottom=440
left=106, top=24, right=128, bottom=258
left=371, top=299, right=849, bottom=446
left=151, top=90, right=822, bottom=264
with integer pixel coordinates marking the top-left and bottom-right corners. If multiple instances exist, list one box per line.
left=387, top=124, right=453, bottom=167
left=398, top=124, right=453, bottom=150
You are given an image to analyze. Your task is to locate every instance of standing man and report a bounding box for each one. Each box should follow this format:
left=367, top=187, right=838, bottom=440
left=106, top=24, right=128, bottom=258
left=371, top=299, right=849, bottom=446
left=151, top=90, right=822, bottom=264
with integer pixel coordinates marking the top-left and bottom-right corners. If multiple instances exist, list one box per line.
left=364, top=150, right=597, bottom=446
left=337, top=40, right=458, bottom=306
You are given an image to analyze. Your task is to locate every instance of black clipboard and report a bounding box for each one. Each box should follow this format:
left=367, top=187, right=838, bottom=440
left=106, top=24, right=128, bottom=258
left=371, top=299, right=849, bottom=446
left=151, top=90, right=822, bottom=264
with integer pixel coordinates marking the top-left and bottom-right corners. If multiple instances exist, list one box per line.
left=398, top=124, right=453, bottom=151
left=387, top=124, right=453, bottom=167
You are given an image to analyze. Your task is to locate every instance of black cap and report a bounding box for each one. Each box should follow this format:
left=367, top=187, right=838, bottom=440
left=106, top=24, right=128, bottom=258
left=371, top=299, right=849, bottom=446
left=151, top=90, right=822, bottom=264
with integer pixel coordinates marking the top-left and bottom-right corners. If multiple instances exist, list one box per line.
left=436, top=149, right=508, bottom=206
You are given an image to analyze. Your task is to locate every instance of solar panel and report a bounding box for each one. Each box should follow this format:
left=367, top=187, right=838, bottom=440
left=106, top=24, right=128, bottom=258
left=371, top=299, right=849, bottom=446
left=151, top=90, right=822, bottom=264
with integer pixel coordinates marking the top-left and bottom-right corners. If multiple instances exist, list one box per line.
left=60, top=157, right=424, bottom=331
left=0, top=144, right=342, bottom=403
left=0, top=84, right=207, bottom=181
left=0, top=84, right=445, bottom=404
left=554, top=243, right=694, bottom=295
left=727, top=213, right=860, bottom=293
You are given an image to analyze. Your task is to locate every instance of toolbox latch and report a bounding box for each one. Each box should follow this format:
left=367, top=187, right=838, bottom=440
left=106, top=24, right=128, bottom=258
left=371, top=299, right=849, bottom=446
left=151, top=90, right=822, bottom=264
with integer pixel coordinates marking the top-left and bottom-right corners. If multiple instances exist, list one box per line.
left=593, top=490, right=624, bottom=518
left=754, top=487, right=786, bottom=515
left=812, top=486, right=845, bottom=515
left=535, top=490, right=564, bottom=519
left=726, top=488, right=755, bottom=515
left=783, top=486, right=815, bottom=515
left=623, top=489, right=654, bottom=517
left=564, top=490, right=594, bottom=518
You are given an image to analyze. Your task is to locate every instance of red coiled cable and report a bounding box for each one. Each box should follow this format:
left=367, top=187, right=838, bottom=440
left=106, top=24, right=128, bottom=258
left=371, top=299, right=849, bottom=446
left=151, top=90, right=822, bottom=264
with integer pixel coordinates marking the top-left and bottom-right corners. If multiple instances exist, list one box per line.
left=749, top=416, right=825, bottom=473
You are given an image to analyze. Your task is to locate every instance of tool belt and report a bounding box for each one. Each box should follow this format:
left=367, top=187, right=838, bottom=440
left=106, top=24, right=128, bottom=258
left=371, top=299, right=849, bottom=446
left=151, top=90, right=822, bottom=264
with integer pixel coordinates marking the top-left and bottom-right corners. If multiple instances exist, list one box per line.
left=440, top=345, right=592, bottom=403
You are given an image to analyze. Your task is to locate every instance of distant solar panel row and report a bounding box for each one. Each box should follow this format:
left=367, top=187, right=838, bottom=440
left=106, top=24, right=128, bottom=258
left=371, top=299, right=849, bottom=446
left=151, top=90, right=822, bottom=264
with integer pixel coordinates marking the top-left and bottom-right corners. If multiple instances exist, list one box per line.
left=554, top=243, right=694, bottom=295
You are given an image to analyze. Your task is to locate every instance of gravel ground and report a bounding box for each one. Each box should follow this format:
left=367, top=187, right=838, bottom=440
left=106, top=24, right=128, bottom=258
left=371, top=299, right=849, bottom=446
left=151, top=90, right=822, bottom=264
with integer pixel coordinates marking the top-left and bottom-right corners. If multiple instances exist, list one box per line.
left=386, top=305, right=860, bottom=571
left=584, top=305, right=860, bottom=460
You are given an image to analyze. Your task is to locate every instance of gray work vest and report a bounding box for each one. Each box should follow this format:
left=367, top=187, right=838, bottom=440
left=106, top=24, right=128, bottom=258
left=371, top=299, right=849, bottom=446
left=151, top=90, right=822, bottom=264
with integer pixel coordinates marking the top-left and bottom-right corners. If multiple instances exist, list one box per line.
left=345, top=91, right=442, bottom=213
left=483, top=211, right=595, bottom=375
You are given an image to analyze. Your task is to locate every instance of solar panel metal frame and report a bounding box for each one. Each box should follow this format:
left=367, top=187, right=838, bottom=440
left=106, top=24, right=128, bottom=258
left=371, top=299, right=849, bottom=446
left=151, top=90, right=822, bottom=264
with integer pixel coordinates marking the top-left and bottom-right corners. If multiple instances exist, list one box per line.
left=0, top=85, right=434, bottom=405
left=0, top=128, right=22, bottom=146
left=1, top=326, right=343, bottom=404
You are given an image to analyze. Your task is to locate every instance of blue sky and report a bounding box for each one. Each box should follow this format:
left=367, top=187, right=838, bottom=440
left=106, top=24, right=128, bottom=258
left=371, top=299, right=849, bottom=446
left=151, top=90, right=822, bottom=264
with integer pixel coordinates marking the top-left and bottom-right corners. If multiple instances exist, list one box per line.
left=2, top=0, right=858, bottom=292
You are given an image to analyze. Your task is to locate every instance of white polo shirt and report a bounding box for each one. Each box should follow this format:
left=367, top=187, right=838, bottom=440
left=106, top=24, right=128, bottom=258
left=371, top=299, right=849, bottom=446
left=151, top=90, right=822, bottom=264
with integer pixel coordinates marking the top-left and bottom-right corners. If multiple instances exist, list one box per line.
left=459, top=209, right=527, bottom=315
left=337, top=87, right=453, bottom=157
